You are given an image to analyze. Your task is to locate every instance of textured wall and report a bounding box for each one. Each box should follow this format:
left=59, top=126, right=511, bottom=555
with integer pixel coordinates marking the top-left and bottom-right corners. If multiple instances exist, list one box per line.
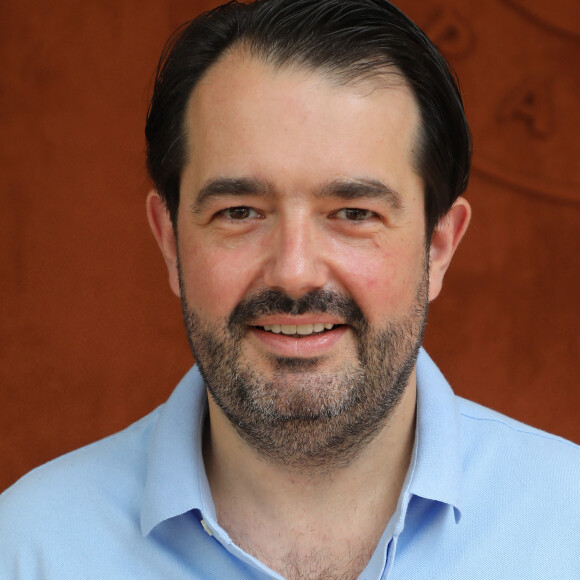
left=1, top=0, right=578, bottom=492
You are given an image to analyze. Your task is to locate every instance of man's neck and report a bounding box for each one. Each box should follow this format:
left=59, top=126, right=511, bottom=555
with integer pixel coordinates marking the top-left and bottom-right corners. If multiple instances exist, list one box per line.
left=203, top=372, right=417, bottom=580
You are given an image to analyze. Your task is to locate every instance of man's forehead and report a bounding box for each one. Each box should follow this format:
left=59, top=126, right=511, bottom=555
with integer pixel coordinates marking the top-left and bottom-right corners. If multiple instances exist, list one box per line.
left=179, top=47, right=423, bottom=211
left=183, top=48, right=420, bottom=151
left=189, top=46, right=412, bottom=115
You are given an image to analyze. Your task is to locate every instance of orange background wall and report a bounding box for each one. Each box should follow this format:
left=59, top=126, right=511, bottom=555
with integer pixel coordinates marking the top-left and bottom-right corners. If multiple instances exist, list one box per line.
left=1, top=0, right=579, bottom=492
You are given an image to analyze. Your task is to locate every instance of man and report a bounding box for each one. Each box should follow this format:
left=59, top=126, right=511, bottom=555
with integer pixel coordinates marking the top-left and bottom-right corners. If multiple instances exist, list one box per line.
left=1, top=0, right=578, bottom=578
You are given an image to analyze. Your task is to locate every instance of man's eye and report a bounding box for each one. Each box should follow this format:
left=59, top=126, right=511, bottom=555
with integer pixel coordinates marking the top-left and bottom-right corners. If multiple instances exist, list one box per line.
left=222, top=206, right=259, bottom=220
left=335, top=208, right=375, bottom=221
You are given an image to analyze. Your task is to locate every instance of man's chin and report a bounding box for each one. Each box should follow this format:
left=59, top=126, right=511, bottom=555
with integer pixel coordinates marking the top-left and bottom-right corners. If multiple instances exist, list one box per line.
left=231, top=359, right=364, bottom=420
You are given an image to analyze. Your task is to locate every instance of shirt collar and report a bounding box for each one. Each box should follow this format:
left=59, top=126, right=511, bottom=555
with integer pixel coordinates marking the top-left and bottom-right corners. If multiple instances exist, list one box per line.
left=408, top=348, right=463, bottom=520
left=140, top=365, right=212, bottom=536
left=140, top=348, right=464, bottom=535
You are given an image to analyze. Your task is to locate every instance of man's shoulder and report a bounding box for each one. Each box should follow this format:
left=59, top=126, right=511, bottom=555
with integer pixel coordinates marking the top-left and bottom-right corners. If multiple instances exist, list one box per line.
left=455, top=396, right=580, bottom=509
left=401, top=394, right=580, bottom=578
left=0, top=407, right=161, bottom=542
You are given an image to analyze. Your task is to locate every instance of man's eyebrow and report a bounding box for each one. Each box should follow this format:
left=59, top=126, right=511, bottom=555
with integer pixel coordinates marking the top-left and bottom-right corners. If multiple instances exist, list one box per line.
left=316, top=178, right=404, bottom=210
left=190, top=176, right=405, bottom=213
left=191, top=177, right=273, bottom=214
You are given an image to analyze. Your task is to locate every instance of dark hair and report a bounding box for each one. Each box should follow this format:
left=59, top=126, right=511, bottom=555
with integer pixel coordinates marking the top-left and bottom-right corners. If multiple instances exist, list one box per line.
left=145, top=0, right=471, bottom=236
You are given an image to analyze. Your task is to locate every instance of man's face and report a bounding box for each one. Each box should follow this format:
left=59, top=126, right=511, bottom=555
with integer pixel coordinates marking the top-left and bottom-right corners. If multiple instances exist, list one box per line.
left=170, top=52, right=432, bottom=467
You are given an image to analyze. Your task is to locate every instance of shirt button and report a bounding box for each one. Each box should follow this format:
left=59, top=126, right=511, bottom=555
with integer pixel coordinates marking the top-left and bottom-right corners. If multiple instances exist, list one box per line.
left=200, top=518, right=214, bottom=536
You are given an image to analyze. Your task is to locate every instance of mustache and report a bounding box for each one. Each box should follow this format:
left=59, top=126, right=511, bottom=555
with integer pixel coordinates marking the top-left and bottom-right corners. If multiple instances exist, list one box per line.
left=228, top=288, right=365, bottom=330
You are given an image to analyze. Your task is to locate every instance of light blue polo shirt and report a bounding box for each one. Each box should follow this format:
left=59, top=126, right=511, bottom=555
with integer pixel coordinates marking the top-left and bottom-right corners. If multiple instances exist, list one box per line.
left=1, top=349, right=579, bottom=578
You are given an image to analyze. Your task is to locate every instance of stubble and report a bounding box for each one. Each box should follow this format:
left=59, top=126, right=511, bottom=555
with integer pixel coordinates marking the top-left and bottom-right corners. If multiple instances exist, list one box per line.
left=179, top=261, right=428, bottom=470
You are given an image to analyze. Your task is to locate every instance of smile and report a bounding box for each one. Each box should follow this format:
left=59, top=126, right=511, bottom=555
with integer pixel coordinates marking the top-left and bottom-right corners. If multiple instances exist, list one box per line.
left=250, top=323, right=348, bottom=356
left=259, top=323, right=337, bottom=337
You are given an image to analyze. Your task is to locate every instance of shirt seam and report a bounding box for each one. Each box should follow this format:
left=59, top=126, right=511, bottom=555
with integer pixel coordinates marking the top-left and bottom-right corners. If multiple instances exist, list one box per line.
left=459, top=411, right=580, bottom=450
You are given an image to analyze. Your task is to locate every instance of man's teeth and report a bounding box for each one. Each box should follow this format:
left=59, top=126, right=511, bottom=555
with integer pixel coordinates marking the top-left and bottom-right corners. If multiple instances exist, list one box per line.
left=262, top=323, right=335, bottom=336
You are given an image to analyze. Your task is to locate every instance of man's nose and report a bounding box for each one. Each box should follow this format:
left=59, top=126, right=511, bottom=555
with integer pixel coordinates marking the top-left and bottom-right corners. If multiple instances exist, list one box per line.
left=263, top=217, right=328, bottom=299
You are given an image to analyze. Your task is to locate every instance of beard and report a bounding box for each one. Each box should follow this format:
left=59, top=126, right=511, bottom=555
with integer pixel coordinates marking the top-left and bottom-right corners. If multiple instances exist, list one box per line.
left=179, top=259, right=428, bottom=470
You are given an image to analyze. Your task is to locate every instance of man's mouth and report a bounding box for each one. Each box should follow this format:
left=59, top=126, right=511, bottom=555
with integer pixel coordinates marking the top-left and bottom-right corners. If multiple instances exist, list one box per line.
left=257, top=323, right=339, bottom=338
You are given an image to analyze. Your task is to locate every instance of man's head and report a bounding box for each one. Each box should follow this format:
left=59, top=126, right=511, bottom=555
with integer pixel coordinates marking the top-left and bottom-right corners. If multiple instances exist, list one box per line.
left=145, top=0, right=471, bottom=238
left=146, top=0, right=471, bottom=468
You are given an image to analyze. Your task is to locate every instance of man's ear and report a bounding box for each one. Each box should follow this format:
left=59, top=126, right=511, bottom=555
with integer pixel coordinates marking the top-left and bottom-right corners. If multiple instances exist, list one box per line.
left=146, top=190, right=181, bottom=298
left=428, top=196, right=471, bottom=302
